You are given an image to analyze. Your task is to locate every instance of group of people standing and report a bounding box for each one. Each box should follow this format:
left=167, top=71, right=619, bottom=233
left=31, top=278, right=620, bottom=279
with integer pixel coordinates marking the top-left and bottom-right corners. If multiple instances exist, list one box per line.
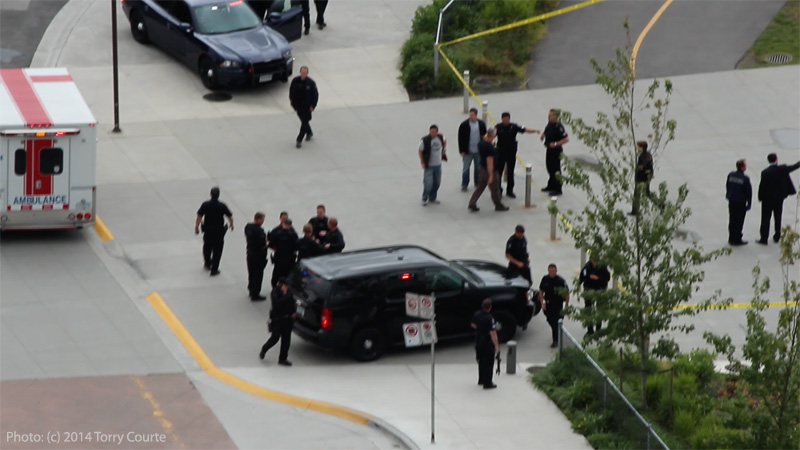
left=418, top=108, right=570, bottom=211
left=195, top=192, right=346, bottom=366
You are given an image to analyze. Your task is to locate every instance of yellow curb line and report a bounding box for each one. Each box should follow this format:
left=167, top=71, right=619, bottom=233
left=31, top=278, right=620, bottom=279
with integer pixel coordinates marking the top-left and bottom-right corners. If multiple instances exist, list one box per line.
left=631, top=0, right=674, bottom=75
left=145, top=292, right=372, bottom=425
left=675, top=301, right=798, bottom=310
left=93, top=215, right=114, bottom=242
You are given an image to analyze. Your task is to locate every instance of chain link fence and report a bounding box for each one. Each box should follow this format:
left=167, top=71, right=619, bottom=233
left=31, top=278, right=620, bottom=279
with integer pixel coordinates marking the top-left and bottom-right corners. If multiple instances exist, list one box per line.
left=556, top=320, right=669, bottom=450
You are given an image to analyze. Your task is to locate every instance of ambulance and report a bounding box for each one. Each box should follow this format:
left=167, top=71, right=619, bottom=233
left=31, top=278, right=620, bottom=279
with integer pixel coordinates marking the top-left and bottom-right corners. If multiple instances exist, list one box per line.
left=0, top=68, right=97, bottom=230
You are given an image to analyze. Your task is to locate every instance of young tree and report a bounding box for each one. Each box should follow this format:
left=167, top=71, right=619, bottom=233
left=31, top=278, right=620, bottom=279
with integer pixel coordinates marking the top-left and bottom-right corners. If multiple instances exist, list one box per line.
left=705, top=225, right=800, bottom=449
left=552, top=20, right=730, bottom=408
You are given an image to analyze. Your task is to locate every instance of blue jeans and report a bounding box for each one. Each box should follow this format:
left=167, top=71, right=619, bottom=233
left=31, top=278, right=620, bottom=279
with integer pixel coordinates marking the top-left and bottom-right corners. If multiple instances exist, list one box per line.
left=461, top=153, right=480, bottom=188
left=422, top=165, right=442, bottom=201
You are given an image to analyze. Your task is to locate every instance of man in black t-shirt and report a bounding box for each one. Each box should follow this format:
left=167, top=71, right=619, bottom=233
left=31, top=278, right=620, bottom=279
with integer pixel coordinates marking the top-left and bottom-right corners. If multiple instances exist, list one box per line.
left=244, top=212, right=268, bottom=300
left=539, top=263, right=569, bottom=348
left=195, top=187, right=233, bottom=276
left=540, top=109, right=569, bottom=195
left=308, top=204, right=329, bottom=240
left=268, top=219, right=299, bottom=288
left=579, top=260, right=610, bottom=335
left=471, top=298, right=499, bottom=389
left=496, top=112, right=539, bottom=198
left=468, top=128, right=508, bottom=212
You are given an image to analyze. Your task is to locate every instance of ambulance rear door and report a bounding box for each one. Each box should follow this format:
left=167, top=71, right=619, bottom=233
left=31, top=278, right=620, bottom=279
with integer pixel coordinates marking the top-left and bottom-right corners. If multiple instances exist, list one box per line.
left=5, top=136, right=70, bottom=212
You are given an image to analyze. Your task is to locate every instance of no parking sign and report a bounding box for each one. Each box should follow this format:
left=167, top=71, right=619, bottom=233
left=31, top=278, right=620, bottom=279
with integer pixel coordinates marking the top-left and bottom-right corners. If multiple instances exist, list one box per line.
left=421, top=320, right=437, bottom=344
left=403, top=322, right=422, bottom=347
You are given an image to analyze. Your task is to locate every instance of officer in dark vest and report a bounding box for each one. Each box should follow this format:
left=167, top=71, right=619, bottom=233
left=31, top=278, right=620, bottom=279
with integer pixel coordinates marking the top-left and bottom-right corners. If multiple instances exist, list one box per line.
left=244, top=212, right=268, bottom=300
left=259, top=278, right=296, bottom=366
left=539, top=263, right=570, bottom=348
left=505, top=224, right=531, bottom=283
left=268, top=219, right=298, bottom=288
left=194, top=186, right=233, bottom=276
left=725, top=159, right=752, bottom=246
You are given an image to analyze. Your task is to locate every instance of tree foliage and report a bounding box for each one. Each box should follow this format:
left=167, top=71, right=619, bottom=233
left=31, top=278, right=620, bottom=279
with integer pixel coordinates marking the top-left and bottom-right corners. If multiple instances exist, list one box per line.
left=552, top=20, right=730, bottom=408
left=705, top=225, right=800, bottom=449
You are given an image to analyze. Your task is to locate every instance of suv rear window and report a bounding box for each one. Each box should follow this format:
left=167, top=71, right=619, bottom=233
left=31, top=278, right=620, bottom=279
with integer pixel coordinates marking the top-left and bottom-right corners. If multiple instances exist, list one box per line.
left=290, top=267, right=331, bottom=303
left=328, top=275, right=381, bottom=308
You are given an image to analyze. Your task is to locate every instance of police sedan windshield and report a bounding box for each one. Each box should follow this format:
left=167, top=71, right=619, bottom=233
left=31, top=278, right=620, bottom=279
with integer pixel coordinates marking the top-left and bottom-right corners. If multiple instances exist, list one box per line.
left=193, top=1, right=261, bottom=35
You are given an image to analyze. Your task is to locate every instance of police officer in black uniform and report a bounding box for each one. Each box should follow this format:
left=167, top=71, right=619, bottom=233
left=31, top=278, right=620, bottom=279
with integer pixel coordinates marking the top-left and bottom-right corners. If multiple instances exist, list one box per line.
left=630, top=141, right=654, bottom=216
left=322, top=217, right=345, bottom=253
left=726, top=159, right=752, bottom=246
left=505, top=224, right=531, bottom=283
left=194, top=187, right=233, bottom=276
left=244, top=212, right=268, bottom=300
left=297, top=223, right=323, bottom=261
left=259, top=278, right=296, bottom=366
left=495, top=112, right=539, bottom=198
left=289, top=66, right=319, bottom=148
left=268, top=218, right=299, bottom=288
left=308, top=204, right=329, bottom=240
left=539, top=263, right=570, bottom=348
left=579, top=260, right=610, bottom=334
left=471, top=298, right=499, bottom=389
left=540, top=109, right=569, bottom=195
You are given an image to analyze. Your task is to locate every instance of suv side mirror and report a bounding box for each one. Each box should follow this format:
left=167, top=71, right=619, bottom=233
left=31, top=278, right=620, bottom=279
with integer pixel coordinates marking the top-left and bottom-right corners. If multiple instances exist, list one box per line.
left=179, top=22, right=193, bottom=33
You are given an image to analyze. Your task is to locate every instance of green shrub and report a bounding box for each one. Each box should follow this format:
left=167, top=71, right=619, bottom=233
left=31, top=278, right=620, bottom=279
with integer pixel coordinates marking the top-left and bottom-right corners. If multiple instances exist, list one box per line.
left=672, top=409, right=697, bottom=438
left=399, top=0, right=553, bottom=96
left=673, top=349, right=716, bottom=389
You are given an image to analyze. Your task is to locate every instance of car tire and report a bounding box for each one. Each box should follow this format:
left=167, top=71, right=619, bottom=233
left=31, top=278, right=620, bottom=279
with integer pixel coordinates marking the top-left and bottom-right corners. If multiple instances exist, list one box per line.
left=130, top=10, right=149, bottom=44
left=349, top=327, right=385, bottom=362
left=493, top=310, right=517, bottom=343
left=199, top=58, right=219, bottom=90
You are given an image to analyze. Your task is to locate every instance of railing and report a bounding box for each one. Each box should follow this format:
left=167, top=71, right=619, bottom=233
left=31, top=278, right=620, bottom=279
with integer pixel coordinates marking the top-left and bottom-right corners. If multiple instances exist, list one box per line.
left=557, top=319, right=670, bottom=450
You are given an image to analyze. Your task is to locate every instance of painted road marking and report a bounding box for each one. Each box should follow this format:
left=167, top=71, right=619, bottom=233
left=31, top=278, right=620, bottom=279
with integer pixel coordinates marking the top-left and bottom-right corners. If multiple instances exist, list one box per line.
left=145, top=292, right=372, bottom=425
left=131, top=376, right=185, bottom=449
left=631, top=0, right=674, bottom=74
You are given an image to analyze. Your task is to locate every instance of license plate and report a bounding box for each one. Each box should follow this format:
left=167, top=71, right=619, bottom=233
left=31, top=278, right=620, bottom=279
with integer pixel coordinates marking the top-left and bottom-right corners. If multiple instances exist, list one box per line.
left=258, top=74, right=274, bottom=83
left=296, top=305, right=305, bottom=317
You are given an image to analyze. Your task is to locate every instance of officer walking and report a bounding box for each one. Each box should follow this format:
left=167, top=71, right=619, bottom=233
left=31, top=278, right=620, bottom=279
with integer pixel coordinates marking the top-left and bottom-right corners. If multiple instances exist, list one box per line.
left=495, top=112, right=538, bottom=198
left=629, top=141, right=654, bottom=216
left=539, top=263, right=570, bottom=348
left=289, top=66, right=319, bottom=148
left=471, top=298, right=499, bottom=389
left=540, top=109, right=569, bottom=195
left=259, top=278, right=296, bottom=366
left=579, top=260, right=610, bottom=335
left=245, top=212, right=268, bottom=300
left=757, top=153, right=800, bottom=245
left=308, top=204, right=329, bottom=240
left=468, top=128, right=509, bottom=212
left=194, top=186, right=233, bottom=276
left=297, top=223, right=323, bottom=261
left=505, top=224, right=531, bottom=283
left=322, top=217, right=345, bottom=253
left=726, top=159, right=752, bottom=246
left=269, top=218, right=299, bottom=288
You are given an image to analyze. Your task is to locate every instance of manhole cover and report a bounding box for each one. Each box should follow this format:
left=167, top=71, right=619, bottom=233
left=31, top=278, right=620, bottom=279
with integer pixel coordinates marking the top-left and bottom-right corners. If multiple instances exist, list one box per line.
left=203, top=92, right=232, bottom=102
left=765, top=53, right=792, bottom=64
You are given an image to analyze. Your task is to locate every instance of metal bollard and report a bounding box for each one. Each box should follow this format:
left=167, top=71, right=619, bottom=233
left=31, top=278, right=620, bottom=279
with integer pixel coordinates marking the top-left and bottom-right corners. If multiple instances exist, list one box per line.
left=550, top=196, right=558, bottom=240
left=463, top=70, right=470, bottom=113
left=481, top=100, right=488, bottom=123
left=557, top=318, right=564, bottom=360
left=506, top=341, right=517, bottom=374
left=525, top=165, right=532, bottom=208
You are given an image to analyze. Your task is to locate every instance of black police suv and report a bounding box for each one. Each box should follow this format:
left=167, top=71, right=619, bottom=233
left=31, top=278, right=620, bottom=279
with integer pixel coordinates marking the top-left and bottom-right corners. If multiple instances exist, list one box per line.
left=122, top=0, right=299, bottom=89
left=289, top=246, right=540, bottom=361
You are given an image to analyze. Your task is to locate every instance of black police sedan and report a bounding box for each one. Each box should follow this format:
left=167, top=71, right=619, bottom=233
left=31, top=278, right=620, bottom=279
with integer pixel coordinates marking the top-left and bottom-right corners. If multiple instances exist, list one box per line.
left=290, top=246, right=540, bottom=361
left=122, top=0, right=299, bottom=89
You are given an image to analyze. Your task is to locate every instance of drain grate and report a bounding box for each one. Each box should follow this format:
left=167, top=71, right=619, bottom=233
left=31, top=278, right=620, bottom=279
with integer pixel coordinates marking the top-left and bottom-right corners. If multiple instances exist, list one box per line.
left=203, top=92, right=232, bottom=102
left=765, top=53, right=792, bottom=64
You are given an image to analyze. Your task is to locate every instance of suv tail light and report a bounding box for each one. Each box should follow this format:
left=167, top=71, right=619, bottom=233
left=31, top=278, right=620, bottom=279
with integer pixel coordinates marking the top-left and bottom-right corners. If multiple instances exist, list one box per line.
left=321, top=308, right=332, bottom=330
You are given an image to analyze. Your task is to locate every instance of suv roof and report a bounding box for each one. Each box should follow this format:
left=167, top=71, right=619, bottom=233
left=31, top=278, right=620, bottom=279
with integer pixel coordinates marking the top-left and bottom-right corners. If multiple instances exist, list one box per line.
left=302, top=245, right=449, bottom=280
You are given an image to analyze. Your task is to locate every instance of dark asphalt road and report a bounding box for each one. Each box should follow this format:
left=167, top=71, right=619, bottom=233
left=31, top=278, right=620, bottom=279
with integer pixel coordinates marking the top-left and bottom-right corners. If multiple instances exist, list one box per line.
left=528, top=0, right=786, bottom=89
left=0, top=0, right=67, bottom=68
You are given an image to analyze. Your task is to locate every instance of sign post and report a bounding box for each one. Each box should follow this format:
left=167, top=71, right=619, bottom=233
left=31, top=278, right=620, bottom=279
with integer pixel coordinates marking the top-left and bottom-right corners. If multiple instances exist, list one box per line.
left=404, top=293, right=437, bottom=443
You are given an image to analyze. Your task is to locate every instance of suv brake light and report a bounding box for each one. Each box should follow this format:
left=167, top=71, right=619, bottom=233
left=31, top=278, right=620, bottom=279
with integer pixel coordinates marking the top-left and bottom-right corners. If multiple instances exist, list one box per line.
left=321, top=308, right=332, bottom=330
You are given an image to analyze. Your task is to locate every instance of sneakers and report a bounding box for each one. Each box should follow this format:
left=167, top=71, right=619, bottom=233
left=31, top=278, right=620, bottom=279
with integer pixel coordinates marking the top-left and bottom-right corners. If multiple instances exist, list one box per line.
left=756, top=240, right=768, bottom=245
left=506, top=192, right=516, bottom=198
left=495, top=205, right=510, bottom=211
left=421, top=200, right=428, bottom=206
left=483, top=383, right=497, bottom=389
left=773, top=235, right=780, bottom=243
left=540, top=187, right=551, bottom=192
left=550, top=342, right=558, bottom=348
left=729, top=240, right=748, bottom=246
left=429, top=199, right=440, bottom=204
left=468, top=205, right=480, bottom=212
left=278, top=360, right=293, bottom=366
left=250, top=295, right=267, bottom=301
left=210, top=270, right=220, bottom=276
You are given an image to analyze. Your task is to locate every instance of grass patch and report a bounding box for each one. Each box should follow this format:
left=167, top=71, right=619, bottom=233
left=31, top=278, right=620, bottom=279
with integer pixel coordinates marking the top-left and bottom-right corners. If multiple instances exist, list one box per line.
left=743, top=0, right=799, bottom=67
